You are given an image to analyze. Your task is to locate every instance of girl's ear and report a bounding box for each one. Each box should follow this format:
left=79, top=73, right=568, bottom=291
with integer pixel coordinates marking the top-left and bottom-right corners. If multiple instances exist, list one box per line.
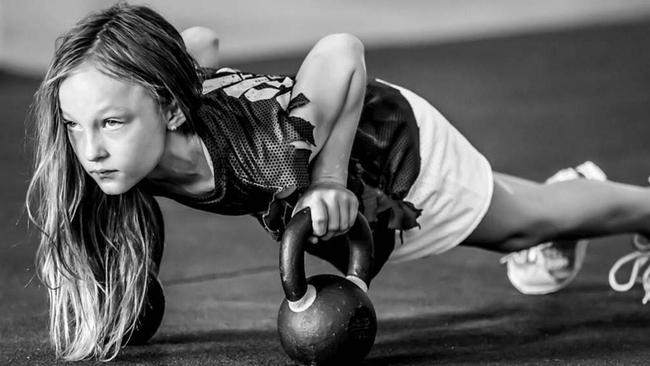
left=164, top=100, right=186, bottom=131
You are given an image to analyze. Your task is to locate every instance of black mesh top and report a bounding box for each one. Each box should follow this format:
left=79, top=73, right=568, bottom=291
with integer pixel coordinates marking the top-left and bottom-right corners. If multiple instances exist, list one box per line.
left=151, top=67, right=423, bottom=278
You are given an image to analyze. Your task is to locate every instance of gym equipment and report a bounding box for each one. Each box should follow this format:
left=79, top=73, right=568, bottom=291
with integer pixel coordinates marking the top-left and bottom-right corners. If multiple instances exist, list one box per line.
left=277, top=208, right=377, bottom=365
left=126, top=274, right=165, bottom=345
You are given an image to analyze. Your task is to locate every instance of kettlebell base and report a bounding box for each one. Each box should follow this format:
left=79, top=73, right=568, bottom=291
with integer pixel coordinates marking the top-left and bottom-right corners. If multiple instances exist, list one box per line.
left=288, top=284, right=317, bottom=312
left=278, top=274, right=377, bottom=366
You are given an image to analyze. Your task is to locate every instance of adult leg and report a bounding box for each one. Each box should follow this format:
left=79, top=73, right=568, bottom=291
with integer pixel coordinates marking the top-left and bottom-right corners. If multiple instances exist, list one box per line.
left=462, top=171, right=650, bottom=253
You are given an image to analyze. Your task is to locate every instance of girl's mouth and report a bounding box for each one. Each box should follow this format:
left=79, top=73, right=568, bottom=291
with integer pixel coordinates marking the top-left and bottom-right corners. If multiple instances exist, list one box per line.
left=91, top=169, right=117, bottom=178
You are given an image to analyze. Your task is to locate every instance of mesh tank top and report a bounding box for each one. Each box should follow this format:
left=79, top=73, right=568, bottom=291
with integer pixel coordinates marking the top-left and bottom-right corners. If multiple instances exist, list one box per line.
left=162, top=67, right=423, bottom=278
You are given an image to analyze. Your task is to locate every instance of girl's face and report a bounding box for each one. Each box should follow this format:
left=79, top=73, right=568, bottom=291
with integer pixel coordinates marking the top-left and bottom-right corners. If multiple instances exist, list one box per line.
left=58, top=64, right=168, bottom=195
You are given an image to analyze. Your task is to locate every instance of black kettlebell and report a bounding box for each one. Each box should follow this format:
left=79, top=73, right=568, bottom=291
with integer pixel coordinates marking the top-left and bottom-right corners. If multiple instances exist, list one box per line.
left=125, top=274, right=165, bottom=346
left=277, top=207, right=377, bottom=366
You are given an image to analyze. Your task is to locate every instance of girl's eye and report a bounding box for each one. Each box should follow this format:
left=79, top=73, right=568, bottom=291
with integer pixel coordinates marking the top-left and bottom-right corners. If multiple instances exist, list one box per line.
left=104, top=119, right=124, bottom=129
left=63, top=120, right=81, bottom=131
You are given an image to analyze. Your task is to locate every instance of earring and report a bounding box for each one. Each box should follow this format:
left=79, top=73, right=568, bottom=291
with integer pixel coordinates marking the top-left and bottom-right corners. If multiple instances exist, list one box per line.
left=168, top=124, right=178, bottom=131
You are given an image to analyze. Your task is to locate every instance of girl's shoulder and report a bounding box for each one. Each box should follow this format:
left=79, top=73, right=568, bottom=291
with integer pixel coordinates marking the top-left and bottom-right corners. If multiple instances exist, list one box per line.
left=200, top=67, right=294, bottom=98
left=195, top=67, right=313, bottom=199
left=200, top=67, right=249, bottom=92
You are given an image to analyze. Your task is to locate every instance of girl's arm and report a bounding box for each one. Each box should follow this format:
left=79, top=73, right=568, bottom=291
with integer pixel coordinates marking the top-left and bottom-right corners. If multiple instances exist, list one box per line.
left=288, top=33, right=367, bottom=242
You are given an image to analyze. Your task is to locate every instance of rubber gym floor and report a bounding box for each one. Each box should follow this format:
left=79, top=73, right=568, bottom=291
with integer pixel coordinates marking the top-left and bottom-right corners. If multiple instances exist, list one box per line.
left=2, top=20, right=650, bottom=366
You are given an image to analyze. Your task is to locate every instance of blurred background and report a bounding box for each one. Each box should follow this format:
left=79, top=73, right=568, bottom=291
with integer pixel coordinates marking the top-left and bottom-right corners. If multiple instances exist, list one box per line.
left=3, top=1, right=650, bottom=365
left=3, top=0, right=650, bottom=74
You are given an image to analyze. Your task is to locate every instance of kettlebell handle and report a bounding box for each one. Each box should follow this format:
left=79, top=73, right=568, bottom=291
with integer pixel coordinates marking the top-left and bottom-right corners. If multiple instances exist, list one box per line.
left=280, top=207, right=375, bottom=302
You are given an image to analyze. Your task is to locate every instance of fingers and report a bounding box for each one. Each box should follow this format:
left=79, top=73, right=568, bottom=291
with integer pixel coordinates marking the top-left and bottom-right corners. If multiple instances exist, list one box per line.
left=349, top=195, right=359, bottom=230
left=309, top=199, right=328, bottom=238
left=325, top=196, right=341, bottom=238
left=291, top=182, right=360, bottom=244
left=292, top=200, right=322, bottom=244
left=309, top=198, right=339, bottom=243
left=320, top=194, right=358, bottom=241
left=338, top=199, right=349, bottom=234
left=305, top=197, right=346, bottom=243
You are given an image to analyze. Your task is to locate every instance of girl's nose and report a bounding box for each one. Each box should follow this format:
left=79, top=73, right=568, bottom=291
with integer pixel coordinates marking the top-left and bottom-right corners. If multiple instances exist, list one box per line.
left=84, top=132, right=108, bottom=162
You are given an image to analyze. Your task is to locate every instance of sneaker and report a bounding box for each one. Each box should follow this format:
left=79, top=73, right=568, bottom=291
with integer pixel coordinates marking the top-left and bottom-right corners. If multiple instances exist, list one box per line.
left=500, top=161, right=607, bottom=295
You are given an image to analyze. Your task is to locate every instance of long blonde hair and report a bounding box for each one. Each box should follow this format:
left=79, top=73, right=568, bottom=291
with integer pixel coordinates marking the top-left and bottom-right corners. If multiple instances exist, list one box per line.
left=26, top=3, right=201, bottom=361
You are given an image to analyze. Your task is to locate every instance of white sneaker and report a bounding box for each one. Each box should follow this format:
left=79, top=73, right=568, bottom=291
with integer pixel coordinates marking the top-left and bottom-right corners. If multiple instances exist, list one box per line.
left=500, top=161, right=607, bottom=295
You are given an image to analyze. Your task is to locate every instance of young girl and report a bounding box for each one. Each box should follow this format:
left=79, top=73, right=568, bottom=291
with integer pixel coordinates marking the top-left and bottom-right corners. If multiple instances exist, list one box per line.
left=27, top=3, right=650, bottom=361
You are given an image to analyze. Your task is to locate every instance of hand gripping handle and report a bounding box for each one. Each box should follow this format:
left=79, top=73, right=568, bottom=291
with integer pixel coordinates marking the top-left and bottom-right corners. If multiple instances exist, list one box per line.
left=279, top=207, right=374, bottom=302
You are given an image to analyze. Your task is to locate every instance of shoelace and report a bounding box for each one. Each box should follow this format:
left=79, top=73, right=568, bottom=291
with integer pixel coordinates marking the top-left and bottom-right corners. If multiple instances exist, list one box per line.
left=608, top=235, right=650, bottom=304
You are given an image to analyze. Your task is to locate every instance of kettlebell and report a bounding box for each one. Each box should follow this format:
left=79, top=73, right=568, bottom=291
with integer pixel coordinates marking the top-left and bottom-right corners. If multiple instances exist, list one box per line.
left=125, top=274, right=165, bottom=346
left=277, top=207, right=377, bottom=366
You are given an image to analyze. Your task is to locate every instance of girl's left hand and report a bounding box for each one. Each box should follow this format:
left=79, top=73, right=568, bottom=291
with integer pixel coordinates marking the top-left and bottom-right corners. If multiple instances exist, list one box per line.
left=292, top=180, right=359, bottom=244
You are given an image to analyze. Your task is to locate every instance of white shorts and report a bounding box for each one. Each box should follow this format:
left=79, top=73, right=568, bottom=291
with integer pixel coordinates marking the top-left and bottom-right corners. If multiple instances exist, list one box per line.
left=381, top=80, right=494, bottom=262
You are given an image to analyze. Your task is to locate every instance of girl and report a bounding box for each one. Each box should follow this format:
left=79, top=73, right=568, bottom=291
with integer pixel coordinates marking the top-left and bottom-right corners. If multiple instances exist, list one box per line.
left=26, top=3, right=650, bottom=361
